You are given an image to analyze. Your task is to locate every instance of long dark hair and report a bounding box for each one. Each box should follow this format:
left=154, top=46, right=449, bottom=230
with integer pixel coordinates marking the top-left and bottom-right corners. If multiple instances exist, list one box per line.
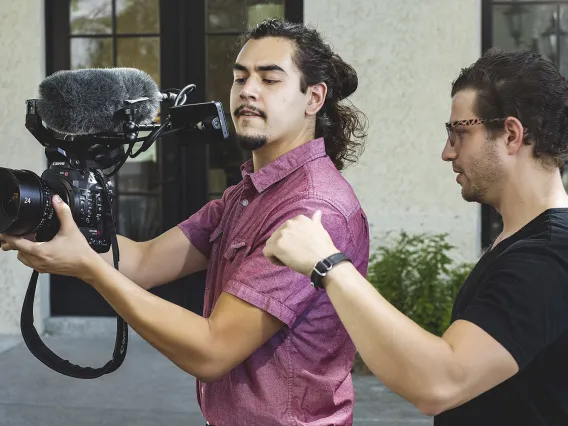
left=240, top=19, right=368, bottom=170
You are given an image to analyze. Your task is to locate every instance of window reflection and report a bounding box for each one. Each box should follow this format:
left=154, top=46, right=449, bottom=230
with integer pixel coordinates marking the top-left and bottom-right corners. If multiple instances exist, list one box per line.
left=208, top=0, right=246, bottom=33
left=71, top=38, right=114, bottom=69
left=70, top=0, right=112, bottom=35
left=492, top=4, right=557, bottom=61
left=247, top=1, right=285, bottom=27
left=117, top=37, right=161, bottom=85
left=116, top=0, right=160, bottom=34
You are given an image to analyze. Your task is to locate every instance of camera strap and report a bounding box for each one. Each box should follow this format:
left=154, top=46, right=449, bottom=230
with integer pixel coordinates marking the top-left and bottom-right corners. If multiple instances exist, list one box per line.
left=20, top=170, right=128, bottom=379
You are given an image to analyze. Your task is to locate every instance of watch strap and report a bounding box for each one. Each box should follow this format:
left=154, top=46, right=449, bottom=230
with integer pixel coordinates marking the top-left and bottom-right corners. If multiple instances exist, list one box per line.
left=310, top=252, right=351, bottom=289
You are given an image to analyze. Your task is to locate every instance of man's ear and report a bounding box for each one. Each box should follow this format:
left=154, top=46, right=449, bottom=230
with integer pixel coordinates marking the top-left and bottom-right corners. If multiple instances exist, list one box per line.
left=306, top=82, right=327, bottom=116
left=503, top=116, right=525, bottom=155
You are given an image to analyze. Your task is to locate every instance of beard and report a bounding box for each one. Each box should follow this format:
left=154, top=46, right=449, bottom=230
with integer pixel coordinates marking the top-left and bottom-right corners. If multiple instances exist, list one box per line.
left=460, top=140, right=503, bottom=204
left=235, top=133, right=268, bottom=151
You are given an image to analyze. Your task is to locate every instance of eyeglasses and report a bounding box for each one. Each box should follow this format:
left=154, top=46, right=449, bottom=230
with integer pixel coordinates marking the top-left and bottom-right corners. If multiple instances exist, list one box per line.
left=445, top=118, right=505, bottom=146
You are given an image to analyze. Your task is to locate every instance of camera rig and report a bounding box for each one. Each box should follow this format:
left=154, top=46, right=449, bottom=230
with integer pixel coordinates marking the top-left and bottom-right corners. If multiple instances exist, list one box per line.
left=17, top=85, right=229, bottom=379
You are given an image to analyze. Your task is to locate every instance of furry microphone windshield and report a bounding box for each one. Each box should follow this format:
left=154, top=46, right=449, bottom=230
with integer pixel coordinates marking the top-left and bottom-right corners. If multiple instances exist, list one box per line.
left=36, top=67, right=162, bottom=135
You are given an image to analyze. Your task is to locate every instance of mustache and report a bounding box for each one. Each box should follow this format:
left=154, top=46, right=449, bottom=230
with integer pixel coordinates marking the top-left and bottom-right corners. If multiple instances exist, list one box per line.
left=233, top=105, right=267, bottom=119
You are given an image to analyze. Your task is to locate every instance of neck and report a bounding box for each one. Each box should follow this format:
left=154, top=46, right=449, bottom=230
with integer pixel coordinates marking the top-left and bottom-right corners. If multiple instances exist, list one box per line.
left=251, top=129, right=316, bottom=172
left=492, top=166, right=568, bottom=245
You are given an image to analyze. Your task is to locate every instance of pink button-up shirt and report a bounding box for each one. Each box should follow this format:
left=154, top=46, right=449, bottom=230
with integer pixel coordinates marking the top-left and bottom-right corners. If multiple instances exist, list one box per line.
left=178, top=137, right=370, bottom=425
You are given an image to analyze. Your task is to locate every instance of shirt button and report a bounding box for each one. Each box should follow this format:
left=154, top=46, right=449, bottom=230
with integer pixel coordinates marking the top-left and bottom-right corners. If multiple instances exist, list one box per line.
left=242, top=199, right=249, bottom=206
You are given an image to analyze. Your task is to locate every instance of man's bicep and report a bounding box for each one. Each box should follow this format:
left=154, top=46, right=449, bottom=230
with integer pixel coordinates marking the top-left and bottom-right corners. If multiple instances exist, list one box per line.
left=440, top=319, right=519, bottom=409
left=206, top=292, right=285, bottom=378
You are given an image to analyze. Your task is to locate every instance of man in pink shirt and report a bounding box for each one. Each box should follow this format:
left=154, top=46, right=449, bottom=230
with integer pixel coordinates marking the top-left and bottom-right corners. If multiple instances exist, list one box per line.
left=1, top=18, right=369, bottom=425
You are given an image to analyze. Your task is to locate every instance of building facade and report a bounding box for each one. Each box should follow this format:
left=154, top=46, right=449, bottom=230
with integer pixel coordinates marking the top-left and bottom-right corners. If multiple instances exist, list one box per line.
left=6, top=0, right=561, bottom=335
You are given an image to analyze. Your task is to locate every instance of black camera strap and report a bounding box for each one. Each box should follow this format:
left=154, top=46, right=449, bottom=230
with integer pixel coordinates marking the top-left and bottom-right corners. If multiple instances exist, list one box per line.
left=20, top=169, right=128, bottom=379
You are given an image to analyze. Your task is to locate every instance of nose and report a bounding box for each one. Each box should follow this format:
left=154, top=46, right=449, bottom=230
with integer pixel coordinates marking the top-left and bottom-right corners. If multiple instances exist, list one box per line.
left=239, top=77, right=260, bottom=101
left=441, top=137, right=457, bottom=162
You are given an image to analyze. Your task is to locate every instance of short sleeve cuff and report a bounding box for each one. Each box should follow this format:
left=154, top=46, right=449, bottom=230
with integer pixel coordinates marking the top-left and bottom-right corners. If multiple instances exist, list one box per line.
left=177, top=221, right=211, bottom=258
left=457, top=305, right=527, bottom=369
left=225, top=279, right=299, bottom=326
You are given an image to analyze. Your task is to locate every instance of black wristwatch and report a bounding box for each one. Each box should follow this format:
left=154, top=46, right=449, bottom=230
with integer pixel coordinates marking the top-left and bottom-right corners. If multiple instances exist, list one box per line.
left=310, top=252, right=352, bottom=290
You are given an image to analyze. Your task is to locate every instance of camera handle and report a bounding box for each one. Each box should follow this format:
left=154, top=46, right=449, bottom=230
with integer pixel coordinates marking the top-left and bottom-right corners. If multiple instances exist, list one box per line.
left=19, top=170, right=129, bottom=379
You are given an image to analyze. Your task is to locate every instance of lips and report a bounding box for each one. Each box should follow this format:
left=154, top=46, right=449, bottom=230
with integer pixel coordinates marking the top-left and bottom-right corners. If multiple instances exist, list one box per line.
left=240, top=109, right=262, bottom=117
left=235, top=105, right=266, bottom=119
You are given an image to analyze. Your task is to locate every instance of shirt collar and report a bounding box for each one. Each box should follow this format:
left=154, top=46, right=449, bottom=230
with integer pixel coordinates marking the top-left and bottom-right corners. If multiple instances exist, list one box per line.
left=240, top=137, right=327, bottom=194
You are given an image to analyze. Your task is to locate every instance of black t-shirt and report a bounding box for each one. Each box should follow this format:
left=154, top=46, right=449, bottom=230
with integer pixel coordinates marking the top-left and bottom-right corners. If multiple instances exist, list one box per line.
left=434, top=208, right=568, bottom=426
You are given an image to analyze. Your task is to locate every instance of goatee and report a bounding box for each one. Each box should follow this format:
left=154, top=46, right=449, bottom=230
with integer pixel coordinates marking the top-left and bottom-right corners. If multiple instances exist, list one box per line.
left=235, top=133, right=267, bottom=151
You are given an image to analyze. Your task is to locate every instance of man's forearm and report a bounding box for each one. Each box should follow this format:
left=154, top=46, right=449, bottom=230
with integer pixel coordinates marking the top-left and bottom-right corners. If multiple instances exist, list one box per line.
left=81, top=255, right=217, bottom=381
left=323, top=263, right=460, bottom=412
left=99, top=236, right=151, bottom=288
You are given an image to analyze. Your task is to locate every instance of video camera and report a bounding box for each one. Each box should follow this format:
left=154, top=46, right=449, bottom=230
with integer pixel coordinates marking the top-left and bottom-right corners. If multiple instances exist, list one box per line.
left=0, top=68, right=229, bottom=379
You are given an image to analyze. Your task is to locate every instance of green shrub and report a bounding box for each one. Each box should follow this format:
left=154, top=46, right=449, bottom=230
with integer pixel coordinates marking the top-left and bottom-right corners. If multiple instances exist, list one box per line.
left=366, top=231, right=475, bottom=337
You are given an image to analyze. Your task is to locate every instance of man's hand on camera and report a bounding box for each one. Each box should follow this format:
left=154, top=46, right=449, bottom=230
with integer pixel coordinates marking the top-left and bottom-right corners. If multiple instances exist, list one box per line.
left=0, top=195, right=97, bottom=280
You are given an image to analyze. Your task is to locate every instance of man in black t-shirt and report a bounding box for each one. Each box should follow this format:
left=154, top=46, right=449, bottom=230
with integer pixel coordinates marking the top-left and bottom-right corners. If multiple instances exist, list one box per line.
left=262, top=48, right=568, bottom=425
left=433, top=209, right=568, bottom=425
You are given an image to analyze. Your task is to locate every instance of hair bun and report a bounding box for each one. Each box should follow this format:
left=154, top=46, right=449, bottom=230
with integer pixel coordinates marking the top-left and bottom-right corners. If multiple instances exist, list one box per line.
left=329, top=53, right=358, bottom=101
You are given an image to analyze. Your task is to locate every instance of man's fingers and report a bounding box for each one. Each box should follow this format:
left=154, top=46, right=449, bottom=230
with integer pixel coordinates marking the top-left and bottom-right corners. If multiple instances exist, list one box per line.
left=52, top=195, right=74, bottom=230
left=3, top=236, right=36, bottom=253
left=312, top=210, right=322, bottom=224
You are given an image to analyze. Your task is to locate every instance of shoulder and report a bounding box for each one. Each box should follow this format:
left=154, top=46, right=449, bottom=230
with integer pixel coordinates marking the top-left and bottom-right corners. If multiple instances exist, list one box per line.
left=487, top=237, right=568, bottom=294
left=296, top=156, right=364, bottom=220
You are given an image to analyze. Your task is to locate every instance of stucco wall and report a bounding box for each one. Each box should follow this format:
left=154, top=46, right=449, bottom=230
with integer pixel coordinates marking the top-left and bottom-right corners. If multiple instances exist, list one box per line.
left=0, top=1, right=47, bottom=334
left=305, top=0, right=482, bottom=263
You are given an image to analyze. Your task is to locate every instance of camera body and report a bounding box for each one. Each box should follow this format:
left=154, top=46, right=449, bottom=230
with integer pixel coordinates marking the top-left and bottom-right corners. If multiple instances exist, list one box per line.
left=37, top=159, right=112, bottom=253
left=0, top=153, right=113, bottom=253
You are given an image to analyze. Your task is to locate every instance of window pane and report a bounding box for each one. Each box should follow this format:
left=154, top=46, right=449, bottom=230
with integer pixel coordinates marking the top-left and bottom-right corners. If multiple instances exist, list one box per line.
left=116, top=0, right=160, bottom=34
left=247, top=0, right=285, bottom=28
left=117, top=161, right=160, bottom=193
left=118, top=194, right=161, bottom=240
left=117, top=37, right=161, bottom=86
left=492, top=3, right=558, bottom=65
left=71, top=38, right=114, bottom=69
left=70, top=0, right=112, bottom=35
left=207, top=35, right=238, bottom=110
left=208, top=0, right=246, bottom=33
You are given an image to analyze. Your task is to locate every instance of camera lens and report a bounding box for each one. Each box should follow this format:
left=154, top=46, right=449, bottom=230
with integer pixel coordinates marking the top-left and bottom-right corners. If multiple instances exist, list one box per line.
left=0, top=168, right=51, bottom=236
left=1, top=195, right=18, bottom=217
